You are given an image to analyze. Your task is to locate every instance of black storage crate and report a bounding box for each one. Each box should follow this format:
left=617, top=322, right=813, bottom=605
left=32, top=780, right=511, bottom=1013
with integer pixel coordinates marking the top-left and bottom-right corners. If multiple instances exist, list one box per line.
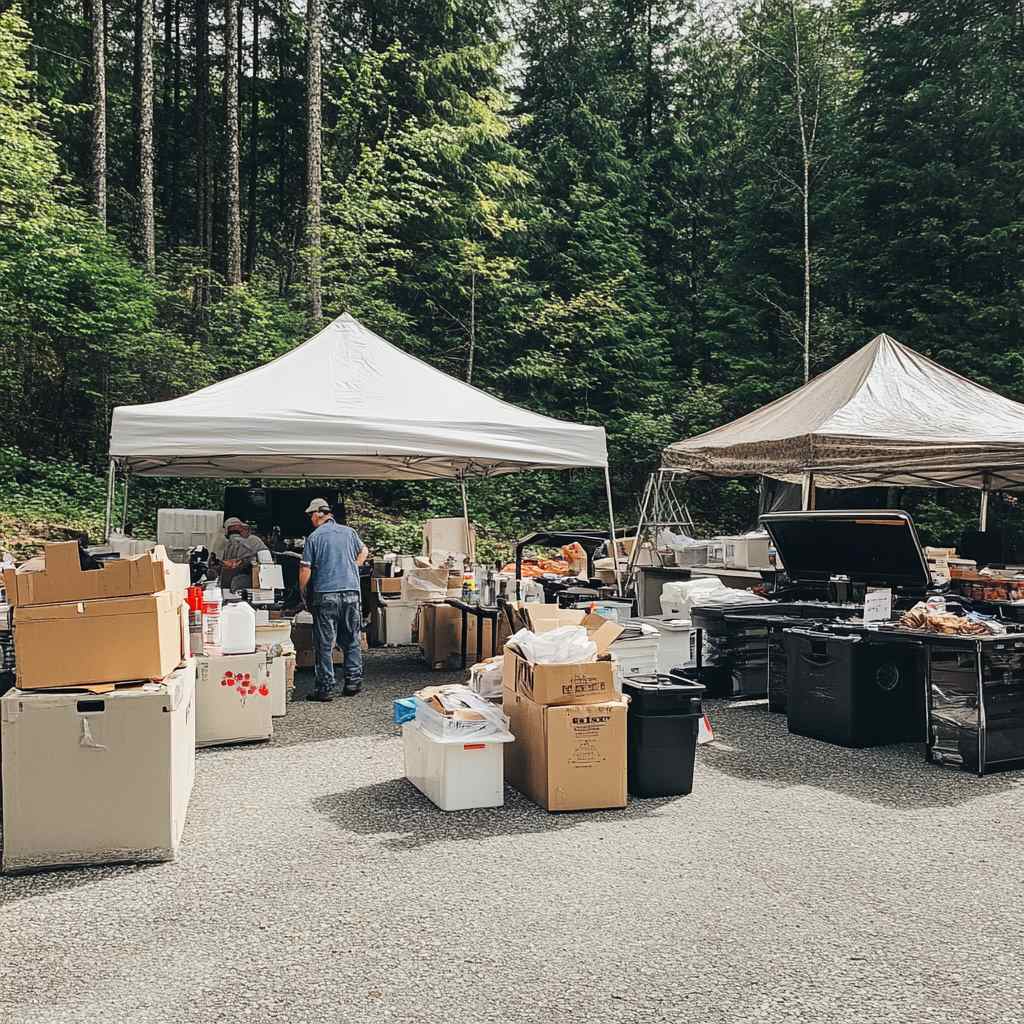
left=623, top=674, right=704, bottom=798
left=784, top=629, right=925, bottom=748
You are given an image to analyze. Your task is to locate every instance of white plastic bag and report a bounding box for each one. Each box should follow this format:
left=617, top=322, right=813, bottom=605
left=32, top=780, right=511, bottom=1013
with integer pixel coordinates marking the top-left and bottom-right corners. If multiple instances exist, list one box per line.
left=507, top=626, right=597, bottom=665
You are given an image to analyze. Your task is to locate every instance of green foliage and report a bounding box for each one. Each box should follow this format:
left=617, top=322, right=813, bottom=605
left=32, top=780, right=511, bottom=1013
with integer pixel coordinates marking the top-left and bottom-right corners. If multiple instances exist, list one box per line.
left=4, top=0, right=1024, bottom=553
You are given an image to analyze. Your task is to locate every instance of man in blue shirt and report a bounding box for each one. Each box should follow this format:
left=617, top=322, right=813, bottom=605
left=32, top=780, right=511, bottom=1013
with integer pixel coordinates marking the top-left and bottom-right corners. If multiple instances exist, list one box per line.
left=299, top=498, right=369, bottom=701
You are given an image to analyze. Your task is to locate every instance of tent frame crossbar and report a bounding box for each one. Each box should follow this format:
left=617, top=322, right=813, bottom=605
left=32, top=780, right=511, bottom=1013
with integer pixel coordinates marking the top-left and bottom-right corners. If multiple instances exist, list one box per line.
left=621, top=469, right=697, bottom=594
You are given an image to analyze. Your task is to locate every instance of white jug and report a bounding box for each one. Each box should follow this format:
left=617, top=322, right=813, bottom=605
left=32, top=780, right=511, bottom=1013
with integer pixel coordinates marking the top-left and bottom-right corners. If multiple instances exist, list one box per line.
left=221, top=599, right=256, bottom=655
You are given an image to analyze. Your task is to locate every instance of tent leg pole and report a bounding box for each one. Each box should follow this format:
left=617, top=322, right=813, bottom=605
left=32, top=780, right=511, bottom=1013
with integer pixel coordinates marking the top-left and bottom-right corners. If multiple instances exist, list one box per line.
left=802, top=472, right=816, bottom=511
left=980, top=488, right=990, bottom=533
left=104, top=459, right=116, bottom=542
left=459, top=474, right=474, bottom=564
left=604, top=467, right=623, bottom=596
left=121, top=473, right=130, bottom=533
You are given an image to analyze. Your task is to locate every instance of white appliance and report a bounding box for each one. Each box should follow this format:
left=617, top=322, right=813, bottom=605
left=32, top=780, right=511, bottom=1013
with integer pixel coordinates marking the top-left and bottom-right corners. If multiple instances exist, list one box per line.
left=1, top=660, right=196, bottom=873
left=721, top=534, right=771, bottom=570
left=402, top=721, right=512, bottom=811
left=609, top=626, right=660, bottom=689
left=267, top=648, right=295, bottom=717
left=195, top=652, right=273, bottom=747
left=632, top=616, right=699, bottom=674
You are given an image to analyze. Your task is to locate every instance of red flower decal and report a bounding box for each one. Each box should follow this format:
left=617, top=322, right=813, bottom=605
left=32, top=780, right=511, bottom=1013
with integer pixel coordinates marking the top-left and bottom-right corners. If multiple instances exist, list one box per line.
left=258, top=685, right=269, bottom=697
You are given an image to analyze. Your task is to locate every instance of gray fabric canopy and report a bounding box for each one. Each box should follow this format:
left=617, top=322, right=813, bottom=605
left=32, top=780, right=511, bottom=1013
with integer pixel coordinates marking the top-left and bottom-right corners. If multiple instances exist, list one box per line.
left=662, top=334, right=1024, bottom=490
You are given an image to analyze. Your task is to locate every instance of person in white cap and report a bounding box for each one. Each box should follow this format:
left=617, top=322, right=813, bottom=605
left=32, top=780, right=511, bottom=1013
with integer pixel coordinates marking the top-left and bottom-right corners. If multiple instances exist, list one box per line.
left=219, top=516, right=268, bottom=590
left=299, top=498, right=369, bottom=700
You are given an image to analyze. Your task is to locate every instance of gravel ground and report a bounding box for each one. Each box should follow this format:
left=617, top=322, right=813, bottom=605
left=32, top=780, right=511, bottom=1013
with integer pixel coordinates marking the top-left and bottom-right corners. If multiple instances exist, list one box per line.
left=3, top=647, right=1024, bottom=1024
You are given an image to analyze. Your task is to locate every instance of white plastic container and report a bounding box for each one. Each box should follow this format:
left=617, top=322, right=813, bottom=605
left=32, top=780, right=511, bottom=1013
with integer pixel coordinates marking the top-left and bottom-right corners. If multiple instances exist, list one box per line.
left=610, top=631, right=661, bottom=689
left=632, top=616, right=699, bottom=674
left=379, top=600, right=419, bottom=646
left=202, top=584, right=223, bottom=649
left=402, top=721, right=513, bottom=811
left=255, top=620, right=293, bottom=648
left=221, top=600, right=256, bottom=655
left=660, top=577, right=725, bottom=618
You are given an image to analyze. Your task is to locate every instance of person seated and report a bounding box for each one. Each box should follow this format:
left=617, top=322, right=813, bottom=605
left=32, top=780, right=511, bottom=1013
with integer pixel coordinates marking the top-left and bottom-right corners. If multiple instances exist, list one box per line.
left=220, top=517, right=269, bottom=590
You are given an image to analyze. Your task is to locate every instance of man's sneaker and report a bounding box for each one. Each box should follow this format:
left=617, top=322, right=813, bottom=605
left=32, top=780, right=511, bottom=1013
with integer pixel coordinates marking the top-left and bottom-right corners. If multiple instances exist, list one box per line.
left=342, top=681, right=362, bottom=696
left=306, top=690, right=334, bottom=703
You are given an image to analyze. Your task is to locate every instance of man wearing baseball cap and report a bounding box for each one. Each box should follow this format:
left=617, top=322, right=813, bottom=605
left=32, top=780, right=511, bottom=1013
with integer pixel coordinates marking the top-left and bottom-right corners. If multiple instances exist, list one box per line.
left=220, top=516, right=268, bottom=590
left=299, top=498, right=369, bottom=700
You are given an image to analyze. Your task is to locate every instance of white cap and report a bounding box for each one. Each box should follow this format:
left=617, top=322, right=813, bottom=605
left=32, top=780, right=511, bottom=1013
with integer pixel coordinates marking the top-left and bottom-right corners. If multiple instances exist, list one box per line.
left=304, top=498, right=332, bottom=514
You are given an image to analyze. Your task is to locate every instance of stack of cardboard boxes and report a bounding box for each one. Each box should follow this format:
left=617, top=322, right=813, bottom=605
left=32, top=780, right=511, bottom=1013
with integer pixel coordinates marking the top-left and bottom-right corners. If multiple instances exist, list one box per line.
left=1, top=542, right=195, bottom=873
left=501, top=606, right=629, bottom=812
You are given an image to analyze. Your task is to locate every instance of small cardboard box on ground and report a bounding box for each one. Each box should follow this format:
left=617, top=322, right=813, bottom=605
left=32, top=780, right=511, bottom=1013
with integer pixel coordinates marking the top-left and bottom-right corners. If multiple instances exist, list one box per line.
left=1, top=660, right=197, bottom=873
left=195, top=652, right=273, bottom=747
left=3, top=541, right=188, bottom=607
left=419, top=603, right=507, bottom=670
left=502, top=684, right=627, bottom=812
left=503, top=610, right=622, bottom=706
left=267, top=648, right=295, bottom=717
left=13, top=590, right=187, bottom=690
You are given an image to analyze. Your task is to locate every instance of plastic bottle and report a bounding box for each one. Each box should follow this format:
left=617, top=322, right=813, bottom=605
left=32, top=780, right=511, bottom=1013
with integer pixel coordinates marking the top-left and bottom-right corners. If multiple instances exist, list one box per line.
left=926, top=594, right=946, bottom=615
left=221, top=599, right=256, bottom=655
left=202, top=583, right=223, bottom=649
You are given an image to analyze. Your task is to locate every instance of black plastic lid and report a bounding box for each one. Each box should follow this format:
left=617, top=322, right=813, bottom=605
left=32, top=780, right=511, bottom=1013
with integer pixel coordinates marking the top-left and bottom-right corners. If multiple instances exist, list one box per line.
left=759, top=510, right=930, bottom=589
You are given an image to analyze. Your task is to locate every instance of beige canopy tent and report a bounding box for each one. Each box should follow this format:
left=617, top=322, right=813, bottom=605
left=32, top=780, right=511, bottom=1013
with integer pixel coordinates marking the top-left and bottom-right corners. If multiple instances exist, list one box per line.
left=662, top=333, right=1024, bottom=526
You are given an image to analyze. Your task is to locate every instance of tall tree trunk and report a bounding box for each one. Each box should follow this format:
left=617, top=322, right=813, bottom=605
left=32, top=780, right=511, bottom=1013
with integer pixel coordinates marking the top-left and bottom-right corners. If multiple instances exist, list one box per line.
left=170, top=0, right=182, bottom=245
left=224, top=0, right=242, bottom=285
left=89, top=0, right=107, bottom=227
left=305, top=0, right=322, bottom=325
left=194, top=0, right=211, bottom=304
left=161, top=0, right=172, bottom=218
left=245, top=0, right=260, bottom=276
left=467, top=268, right=476, bottom=384
left=789, top=0, right=811, bottom=382
left=138, top=0, right=156, bottom=271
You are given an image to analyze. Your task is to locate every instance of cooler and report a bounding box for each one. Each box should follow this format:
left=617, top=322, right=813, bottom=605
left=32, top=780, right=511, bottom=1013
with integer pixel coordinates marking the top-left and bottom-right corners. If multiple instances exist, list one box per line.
left=379, top=600, right=419, bottom=646
left=622, top=674, right=704, bottom=798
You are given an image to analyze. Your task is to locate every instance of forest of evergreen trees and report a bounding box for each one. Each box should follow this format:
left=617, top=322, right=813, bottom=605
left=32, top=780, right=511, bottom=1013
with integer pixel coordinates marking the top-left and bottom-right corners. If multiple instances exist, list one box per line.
left=1, top=1, right=1023, bottom=539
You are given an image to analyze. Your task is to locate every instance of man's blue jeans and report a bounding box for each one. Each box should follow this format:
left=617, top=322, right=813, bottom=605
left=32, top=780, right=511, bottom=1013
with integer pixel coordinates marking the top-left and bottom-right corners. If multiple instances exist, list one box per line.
left=310, top=590, right=363, bottom=694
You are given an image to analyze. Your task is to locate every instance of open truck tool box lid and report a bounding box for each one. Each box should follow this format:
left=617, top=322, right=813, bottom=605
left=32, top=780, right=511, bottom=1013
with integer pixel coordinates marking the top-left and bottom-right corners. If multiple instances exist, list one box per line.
left=759, top=510, right=931, bottom=592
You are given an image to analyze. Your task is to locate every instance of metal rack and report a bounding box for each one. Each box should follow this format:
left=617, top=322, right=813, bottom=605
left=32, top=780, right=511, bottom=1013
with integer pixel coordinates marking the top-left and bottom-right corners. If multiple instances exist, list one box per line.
left=623, top=470, right=698, bottom=594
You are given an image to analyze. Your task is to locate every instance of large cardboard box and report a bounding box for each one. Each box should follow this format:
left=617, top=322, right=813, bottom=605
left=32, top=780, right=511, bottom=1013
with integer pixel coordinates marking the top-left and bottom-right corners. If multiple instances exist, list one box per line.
left=3, top=541, right=188, bottom=608
left=419, top=603, right=507, bottom=670
left=195, top=652, right=273, bottom=746
left=13, top=590, right=186, bottom=690
left=1, top=660, right=196, bottom=873
left=502, top=685, right=627, bottom=812
left=503, top=613, right=623, bottom=707
left=402, top=568, right=455, bottom=603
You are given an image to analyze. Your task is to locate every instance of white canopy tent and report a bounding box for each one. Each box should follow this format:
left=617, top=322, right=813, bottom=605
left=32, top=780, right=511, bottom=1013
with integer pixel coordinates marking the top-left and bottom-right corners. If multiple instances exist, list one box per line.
left=661, top=333, right=1024, bottom=526
left=108, top=313, right=618, bottom=573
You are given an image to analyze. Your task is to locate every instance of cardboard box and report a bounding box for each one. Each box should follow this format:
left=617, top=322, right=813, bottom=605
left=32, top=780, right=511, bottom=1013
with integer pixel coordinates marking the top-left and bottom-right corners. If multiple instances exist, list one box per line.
left=502, top=685, right=627, bottom=812
left=402, top=568, right=453, bottom=603
left=1, top=660, right=196, bottom=873
left=3, top=542, right=187, bottom=608
left=376, top=577, right=403, bottom=597
left=268, top=651, right=295, bottom=717
left=418, top=603, right=508, bottom=670
left=195, top=652, right=273, bottom=747
left=13, top=590, right=186, bottom=690
left=503, top=613, right=623, bottom=706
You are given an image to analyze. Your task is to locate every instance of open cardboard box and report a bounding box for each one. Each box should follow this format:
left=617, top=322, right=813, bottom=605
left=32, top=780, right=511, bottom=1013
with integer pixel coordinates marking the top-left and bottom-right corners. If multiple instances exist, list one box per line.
left=504, top=611, right=623, bottom=706
left=3, top=541, right=188, bottom=608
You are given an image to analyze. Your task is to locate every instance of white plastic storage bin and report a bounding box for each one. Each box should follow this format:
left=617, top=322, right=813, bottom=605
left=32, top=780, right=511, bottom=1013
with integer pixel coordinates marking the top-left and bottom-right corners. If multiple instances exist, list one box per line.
left=722, top=534, right=771, bottom=570
left=379, top=600, right=419, bottom=646
left=402, top=721, right=512, bottom=810
left=1, top=660, right=196, bottom=873
left=414, top=696, right=509, bottom=741
left=705, top=540, right=727, bottom=566
left=157, top=509, right=226, bottom=562
left=632, top=616, right=699, bottom=674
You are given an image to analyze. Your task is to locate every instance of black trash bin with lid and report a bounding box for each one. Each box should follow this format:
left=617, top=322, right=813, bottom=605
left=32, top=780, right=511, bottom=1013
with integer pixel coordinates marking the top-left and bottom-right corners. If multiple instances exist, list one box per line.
left=622, top=674, right=705, bottom=798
